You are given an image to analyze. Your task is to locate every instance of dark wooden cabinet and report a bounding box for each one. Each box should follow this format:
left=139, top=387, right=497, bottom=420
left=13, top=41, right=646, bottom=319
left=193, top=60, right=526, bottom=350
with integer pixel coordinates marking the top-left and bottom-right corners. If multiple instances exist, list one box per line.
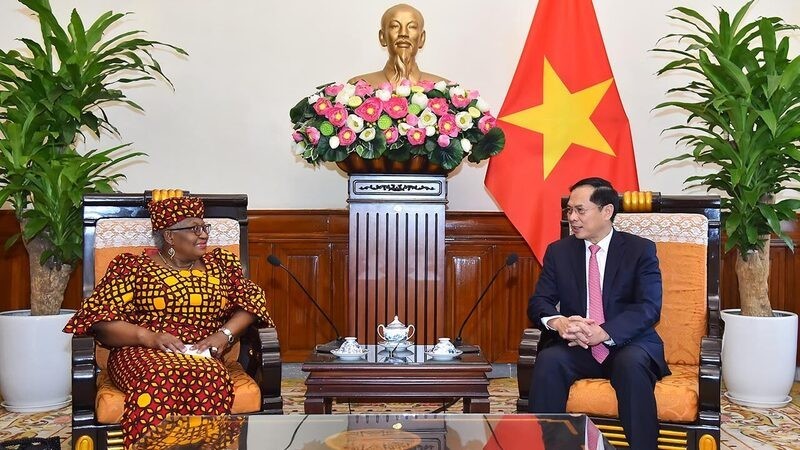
left=1, top=210, right=798, bottom=363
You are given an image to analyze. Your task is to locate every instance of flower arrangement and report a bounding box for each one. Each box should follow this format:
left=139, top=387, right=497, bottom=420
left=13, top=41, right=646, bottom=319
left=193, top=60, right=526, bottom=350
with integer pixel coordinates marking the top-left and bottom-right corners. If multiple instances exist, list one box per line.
left=289, top=79, right=505, bottom=171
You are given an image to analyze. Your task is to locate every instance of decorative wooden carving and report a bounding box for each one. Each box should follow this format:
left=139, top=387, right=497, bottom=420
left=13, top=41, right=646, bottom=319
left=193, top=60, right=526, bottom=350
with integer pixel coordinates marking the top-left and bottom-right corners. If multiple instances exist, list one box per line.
left=347, top=174, right=447, bottom=346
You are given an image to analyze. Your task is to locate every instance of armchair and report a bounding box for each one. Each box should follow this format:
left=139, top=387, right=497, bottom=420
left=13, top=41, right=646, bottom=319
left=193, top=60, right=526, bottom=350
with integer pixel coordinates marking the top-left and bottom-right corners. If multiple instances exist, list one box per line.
left=71, top=191, right=282, bottom=450
left=517, top=192, right=721, bottom=450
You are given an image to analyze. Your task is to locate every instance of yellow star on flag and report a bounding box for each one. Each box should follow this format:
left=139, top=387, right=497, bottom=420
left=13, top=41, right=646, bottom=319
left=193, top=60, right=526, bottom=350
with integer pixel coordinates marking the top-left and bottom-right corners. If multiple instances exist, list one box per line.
left=500, top=58, right=615, bottom=179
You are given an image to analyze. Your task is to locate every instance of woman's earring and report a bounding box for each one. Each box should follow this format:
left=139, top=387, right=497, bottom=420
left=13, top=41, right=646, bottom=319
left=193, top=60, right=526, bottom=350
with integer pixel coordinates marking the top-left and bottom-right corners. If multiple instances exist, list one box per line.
left=167, top=247, right=176, bottom=259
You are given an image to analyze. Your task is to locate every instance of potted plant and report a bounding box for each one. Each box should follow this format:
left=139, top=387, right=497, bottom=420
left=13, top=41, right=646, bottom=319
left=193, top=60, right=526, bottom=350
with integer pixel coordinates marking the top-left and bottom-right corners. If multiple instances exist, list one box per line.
left=655, top=1, right=799, bottom=407
left=0, top=0, right=185, bottom=411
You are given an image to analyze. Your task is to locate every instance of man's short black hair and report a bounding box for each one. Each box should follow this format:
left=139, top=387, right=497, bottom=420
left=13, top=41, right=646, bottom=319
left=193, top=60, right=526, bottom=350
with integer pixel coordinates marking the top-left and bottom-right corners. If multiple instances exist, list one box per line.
left=569, top=177, right=620, bottom=220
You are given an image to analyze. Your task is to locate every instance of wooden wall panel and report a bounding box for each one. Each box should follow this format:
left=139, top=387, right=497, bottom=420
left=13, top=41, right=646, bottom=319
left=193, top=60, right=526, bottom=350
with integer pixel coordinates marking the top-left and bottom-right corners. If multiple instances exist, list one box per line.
left=444, top=245, right=494, bottom=346
left=1, top=210, right=797, bottom=364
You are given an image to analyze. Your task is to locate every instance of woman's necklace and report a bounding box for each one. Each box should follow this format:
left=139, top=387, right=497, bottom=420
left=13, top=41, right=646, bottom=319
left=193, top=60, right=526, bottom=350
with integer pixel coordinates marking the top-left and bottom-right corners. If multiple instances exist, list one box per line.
left=158, top=251, right=196, bottom=271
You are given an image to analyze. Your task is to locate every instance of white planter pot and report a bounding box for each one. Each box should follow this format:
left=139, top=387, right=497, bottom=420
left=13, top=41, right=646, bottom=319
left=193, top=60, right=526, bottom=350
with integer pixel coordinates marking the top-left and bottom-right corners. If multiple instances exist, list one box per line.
left=721, top=309, right=798, bottom=408
left=0, top=309, right=74, bottom=412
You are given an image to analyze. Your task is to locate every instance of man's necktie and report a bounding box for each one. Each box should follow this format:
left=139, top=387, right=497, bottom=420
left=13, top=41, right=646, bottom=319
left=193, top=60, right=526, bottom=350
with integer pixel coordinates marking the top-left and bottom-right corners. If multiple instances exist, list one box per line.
left=589, top=244, right=609, bottom=363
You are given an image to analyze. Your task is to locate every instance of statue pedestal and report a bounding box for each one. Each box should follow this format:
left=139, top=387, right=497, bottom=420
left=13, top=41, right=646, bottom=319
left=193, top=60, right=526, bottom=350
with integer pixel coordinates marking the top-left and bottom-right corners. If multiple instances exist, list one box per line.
left=347, top=174, right=447, bottom=345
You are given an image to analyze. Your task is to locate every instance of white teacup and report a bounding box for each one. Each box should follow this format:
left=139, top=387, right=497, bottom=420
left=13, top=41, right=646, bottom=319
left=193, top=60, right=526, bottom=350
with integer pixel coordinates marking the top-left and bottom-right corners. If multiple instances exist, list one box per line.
left=337, top=337, right=363, bottom=354
left=431, top=337, right=457, bottom=355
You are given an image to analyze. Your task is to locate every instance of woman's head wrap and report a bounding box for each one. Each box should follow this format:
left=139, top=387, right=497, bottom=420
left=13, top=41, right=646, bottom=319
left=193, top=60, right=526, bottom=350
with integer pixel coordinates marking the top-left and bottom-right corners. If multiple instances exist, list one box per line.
left=147, top=192, right=205, bottom=231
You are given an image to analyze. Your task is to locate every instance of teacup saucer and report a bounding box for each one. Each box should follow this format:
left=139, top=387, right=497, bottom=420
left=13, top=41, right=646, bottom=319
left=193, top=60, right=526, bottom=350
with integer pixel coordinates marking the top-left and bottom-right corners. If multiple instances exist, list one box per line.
left=331, top=348, right=368, bottom=360
left=378, top=340, right=414, bottom=350
left=424, top=349, right=463, bottom=361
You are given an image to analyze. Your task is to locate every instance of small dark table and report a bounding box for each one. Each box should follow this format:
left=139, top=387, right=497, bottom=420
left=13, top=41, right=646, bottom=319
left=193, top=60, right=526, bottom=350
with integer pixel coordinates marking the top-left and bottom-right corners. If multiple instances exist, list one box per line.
left=134, top=413, right=616, bottom=449
left=301, top=344, right=493, bottom=414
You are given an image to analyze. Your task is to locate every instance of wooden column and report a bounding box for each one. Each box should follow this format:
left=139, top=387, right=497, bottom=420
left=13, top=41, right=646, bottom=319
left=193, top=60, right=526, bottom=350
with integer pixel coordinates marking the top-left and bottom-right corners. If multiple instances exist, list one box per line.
left=348, top=174, right=446, bottom=346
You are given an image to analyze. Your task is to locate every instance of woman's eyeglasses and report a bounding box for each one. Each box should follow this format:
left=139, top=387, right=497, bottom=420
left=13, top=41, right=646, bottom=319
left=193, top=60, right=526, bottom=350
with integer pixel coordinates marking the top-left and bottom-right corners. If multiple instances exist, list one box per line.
left=167, top=223, right=211, bottom=236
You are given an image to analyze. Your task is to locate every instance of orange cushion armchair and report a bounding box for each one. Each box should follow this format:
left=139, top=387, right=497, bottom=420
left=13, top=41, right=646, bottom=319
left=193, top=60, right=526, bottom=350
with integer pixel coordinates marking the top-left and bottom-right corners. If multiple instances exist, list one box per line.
left=517, top=192, right=721, bottom=450
left=71, top=192, right=282, bottom=450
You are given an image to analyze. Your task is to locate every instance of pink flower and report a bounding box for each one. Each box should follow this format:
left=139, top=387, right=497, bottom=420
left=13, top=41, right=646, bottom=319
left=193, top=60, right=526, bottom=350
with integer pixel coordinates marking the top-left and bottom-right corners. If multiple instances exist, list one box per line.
left=313, top=98, right=333, bottom=116
left=378, top=82, right=393, bottom=92
left=384, top=96, right=409, bottom=119
left=338, top=127, right=357, bottom=146
left=292, top=131, right=303, bottom=142
left=437, top=135, right=451, bottom=147
left=437, top=114, right=459, bottom=137
left=354, top=80, right=374, bottom=97
left=478, top=114, right=497, bottom=134
left=451, top=93, right=471, bottom=109
left=467, top=89, right=480, bottom=100
left=417, top=80, right=435, bottom=92
left=407, top=127, right=427, bottom=146
left=325, top=105, right=348, bottom=127
left=324, top=83, right=344, bottom=96
left=354, top=97, right=383, bottom=122
left=306, top=127, right=320, bottom=144
left=428, top=98, right=449, bottom=116
left=384, top=127, right=399, bottom=144
left=405, top=113, right=419, bottom=126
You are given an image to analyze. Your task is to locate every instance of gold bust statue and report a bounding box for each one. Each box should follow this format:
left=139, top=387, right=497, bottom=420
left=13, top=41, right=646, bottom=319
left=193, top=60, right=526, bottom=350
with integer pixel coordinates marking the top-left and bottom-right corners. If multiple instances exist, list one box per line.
left=349, top=3, right=447, bottom=87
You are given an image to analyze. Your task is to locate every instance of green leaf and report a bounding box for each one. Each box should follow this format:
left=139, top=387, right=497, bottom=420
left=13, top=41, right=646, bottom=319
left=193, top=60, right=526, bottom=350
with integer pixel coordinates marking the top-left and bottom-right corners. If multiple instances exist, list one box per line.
left=469, top=127, right=506, bottom=163
left=290, top=98, right=312, bottom=123
left=429, top=139, right=465, bottom=170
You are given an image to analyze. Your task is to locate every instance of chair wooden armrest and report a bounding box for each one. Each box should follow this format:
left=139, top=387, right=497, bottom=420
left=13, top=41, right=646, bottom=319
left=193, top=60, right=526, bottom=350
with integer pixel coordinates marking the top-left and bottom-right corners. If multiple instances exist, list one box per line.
left=515, top=327, right=541, bottom=412
left=240, top=324, right=282, bottom=413
left=71, top=334, right=98, bottom=427
left=698, top=336, right=721, bottom=427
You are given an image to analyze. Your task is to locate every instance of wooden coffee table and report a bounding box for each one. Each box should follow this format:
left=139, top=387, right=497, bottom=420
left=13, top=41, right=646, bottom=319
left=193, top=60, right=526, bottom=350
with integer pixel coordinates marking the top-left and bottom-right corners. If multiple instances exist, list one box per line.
left=301, top=344, right=492, bottom=414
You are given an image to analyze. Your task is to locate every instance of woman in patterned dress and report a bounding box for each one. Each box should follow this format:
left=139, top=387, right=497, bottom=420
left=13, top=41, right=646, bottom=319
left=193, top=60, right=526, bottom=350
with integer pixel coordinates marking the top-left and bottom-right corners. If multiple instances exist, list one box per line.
left=64, top=195, right=273, bottom=448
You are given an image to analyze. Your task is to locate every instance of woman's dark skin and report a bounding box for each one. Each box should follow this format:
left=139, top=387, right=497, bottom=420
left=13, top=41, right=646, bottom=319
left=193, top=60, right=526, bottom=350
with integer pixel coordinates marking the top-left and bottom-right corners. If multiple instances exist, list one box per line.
left=91, top=216, right=257, bottom=357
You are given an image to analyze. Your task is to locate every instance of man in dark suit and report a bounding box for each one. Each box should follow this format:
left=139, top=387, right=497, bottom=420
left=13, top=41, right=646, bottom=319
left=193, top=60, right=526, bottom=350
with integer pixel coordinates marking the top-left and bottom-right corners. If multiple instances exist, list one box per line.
left=527, top=177, right=669, bottom=450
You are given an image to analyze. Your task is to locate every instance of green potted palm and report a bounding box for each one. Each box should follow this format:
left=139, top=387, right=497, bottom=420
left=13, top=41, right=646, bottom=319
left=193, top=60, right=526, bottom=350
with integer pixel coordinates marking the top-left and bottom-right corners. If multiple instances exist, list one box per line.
left=656, top=1, right=799, bottom=407
left=0, top=0, right=185, bottom=411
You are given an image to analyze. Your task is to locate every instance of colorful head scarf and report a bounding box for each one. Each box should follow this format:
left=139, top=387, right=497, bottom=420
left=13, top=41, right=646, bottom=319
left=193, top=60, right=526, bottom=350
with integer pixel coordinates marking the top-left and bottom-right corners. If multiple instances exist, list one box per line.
left=147, top=194, right=205, bottom=231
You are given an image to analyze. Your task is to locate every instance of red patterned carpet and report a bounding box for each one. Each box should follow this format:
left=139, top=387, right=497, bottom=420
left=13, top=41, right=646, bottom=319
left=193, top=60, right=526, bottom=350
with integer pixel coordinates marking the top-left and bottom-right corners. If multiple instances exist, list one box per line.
left=1, top=378, right=798, bottom=449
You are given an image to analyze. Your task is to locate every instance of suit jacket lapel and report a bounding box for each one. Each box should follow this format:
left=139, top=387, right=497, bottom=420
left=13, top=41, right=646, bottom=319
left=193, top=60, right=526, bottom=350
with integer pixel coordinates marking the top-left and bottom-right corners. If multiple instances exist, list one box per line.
left=570, top=236, right=586, bottom=310
left=603, top=230, right=625, bottom=309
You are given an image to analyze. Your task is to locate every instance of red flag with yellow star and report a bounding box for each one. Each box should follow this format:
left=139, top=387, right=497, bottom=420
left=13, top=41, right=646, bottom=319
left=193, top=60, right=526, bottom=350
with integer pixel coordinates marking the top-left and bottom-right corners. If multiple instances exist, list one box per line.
left=485, top=0, right=639, bottom=263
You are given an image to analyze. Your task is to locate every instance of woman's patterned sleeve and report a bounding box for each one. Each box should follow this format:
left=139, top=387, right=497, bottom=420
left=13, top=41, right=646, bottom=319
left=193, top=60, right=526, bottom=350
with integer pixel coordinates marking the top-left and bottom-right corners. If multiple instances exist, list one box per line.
left=63, top=253, right=140, bottom=335
left=214, top=248, right=275, bottom=327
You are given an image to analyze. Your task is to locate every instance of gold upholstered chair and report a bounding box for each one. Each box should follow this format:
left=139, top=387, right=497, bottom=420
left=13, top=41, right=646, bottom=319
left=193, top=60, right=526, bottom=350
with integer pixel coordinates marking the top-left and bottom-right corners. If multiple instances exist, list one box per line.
left=71, top=191, right=282, bottom=450
left=517, top=192, right=721, bottom=450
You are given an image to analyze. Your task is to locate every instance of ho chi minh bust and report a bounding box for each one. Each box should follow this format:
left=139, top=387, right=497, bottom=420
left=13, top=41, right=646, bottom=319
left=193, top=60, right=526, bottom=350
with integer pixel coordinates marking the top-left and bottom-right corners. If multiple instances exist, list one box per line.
left=349, top=3, right=447, bottom=88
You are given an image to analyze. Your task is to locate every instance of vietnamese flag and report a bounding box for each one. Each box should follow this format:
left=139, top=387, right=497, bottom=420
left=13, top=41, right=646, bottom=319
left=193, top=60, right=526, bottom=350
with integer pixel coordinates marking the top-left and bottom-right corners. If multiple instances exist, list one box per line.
left=485, top=0, right=639, bottom=263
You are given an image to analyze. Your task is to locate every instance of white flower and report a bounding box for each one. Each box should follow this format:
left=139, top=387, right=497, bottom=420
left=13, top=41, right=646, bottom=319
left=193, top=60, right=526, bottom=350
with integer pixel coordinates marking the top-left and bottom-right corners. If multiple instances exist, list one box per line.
left=475, top=97, right=490, bottom=113
left=395, top=84, right=412, bottom=97
left=434, top=80, right=447, bottom=92
left=334, top=83, right=356, bottom=105
left=347, top=114, right=365, bottom=133
left=418, top=108, right=437, bottom=127
left=449, top=85, right=466, bottom=99
left=360, top=128, right=376, bottom=142
left=294, top=141, right=307, bottom=155
left=425, top=126, right=436, bottom=136
left=461, top=138, right=472, bottom=152
left=375, top=89, right=392, bottom=102
left=455, top=112, right=474, bottom=130
left=411, top=92, right=429, bottom=109
left=307, top=94, right=321, bottom=104
left=397, top=122, right=412, bottom=136
left=329, top=136, right=340, bottom=149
